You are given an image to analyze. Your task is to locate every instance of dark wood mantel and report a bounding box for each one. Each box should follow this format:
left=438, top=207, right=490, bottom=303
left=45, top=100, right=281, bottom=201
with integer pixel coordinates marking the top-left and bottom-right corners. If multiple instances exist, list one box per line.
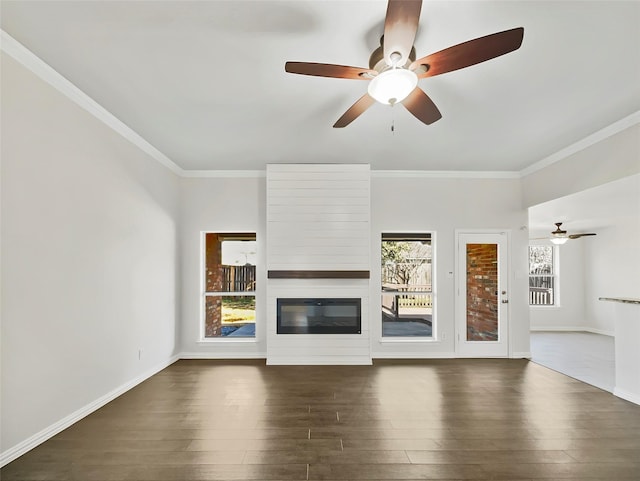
left=268, top=270, right=370, bottom=279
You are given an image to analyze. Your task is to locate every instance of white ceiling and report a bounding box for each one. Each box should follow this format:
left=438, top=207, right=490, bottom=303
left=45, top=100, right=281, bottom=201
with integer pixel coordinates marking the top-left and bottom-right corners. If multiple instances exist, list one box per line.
left=528, top=174, right=640, bottom=239
left=1, top=0, right=639, bottom=172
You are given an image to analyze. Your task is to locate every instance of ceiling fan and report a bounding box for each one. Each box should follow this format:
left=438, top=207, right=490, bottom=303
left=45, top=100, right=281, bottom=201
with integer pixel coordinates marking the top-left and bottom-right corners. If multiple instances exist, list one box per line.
left=533, top=223, right=597, bottom=245
left=284, top=0, right=524, bottom=128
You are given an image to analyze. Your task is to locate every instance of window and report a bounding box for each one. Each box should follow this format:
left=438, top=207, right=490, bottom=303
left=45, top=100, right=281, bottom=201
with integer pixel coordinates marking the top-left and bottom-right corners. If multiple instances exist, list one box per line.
left=381, top=233, right=433, bottom=337
left=203, top=233, right=256, bottom=338
left=529, top=245, right=557, bottom=306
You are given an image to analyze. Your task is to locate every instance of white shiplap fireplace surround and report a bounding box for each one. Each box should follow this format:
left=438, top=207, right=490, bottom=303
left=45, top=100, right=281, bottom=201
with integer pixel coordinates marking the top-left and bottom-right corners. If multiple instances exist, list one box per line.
left=266, top=164, right=371, bottom=365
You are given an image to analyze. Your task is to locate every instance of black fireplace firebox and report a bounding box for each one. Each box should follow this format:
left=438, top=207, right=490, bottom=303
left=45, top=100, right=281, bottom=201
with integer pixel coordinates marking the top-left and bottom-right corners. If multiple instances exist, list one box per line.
left=277, top=298, right=361, bottom=334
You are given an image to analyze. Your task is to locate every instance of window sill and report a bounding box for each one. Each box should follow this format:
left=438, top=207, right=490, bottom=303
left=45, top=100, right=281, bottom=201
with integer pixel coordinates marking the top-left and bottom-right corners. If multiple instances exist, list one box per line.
left=197, top=338, right=257, bottom=344
left=379, top=338, right=439, bottom=343
left=530, top=305, right=561, bottom=309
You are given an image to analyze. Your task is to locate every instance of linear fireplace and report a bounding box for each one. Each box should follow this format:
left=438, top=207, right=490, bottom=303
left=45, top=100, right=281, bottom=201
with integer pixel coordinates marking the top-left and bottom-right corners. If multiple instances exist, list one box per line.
left=277, top=298, right=361, bottom=334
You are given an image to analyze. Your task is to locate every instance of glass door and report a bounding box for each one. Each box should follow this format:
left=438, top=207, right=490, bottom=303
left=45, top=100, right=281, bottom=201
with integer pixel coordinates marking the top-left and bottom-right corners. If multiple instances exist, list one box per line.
left=456, top=232, right=509, bottom=357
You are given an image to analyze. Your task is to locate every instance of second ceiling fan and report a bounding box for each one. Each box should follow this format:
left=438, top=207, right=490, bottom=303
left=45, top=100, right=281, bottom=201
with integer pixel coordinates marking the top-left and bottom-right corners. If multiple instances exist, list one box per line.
left=284, top=0, right=524, bottom=128
left=532, top=223, right=597, bottom=245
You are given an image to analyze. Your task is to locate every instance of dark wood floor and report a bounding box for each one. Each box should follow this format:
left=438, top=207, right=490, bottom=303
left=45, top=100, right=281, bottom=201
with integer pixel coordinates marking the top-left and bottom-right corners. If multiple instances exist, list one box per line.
left=3, top=359, right=640, bottom=480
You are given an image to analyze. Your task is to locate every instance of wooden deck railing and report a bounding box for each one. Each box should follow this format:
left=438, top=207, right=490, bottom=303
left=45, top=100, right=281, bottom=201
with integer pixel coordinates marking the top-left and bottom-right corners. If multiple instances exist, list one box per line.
left=530, top=287, right=553, bottom=306
left=221, top=265, right=256, bottom=292
left=382, top=284, right=433, bottom=309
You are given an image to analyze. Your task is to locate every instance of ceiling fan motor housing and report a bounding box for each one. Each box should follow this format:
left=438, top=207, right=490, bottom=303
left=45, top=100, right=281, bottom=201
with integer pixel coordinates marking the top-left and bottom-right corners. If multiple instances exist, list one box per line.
left=552, top=222, right=567, bottom=235
left=369, top=38, right=416, bottom=72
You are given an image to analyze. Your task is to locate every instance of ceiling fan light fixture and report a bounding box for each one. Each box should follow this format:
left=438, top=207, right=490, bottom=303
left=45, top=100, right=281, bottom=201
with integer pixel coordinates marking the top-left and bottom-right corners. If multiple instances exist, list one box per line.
left=550, top=236, right=569, bottom=245
left=367, top=68, right=418, bottom=105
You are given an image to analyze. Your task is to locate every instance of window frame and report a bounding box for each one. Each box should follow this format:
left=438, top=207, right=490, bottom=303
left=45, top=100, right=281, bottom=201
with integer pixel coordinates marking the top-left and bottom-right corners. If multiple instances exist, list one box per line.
left=200, top=232, right=257, bottom=341
left=380, top=232, right=436, bottom=340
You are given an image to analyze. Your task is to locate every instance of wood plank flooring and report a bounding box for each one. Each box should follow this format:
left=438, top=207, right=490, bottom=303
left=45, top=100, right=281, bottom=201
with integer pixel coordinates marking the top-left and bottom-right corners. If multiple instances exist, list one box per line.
left=3, top=359, right=640, bottom=480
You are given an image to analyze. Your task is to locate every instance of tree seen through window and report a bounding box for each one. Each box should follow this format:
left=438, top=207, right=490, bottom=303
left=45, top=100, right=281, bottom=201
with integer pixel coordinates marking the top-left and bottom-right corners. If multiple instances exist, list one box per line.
left=381, top=233, right=433, bottom=337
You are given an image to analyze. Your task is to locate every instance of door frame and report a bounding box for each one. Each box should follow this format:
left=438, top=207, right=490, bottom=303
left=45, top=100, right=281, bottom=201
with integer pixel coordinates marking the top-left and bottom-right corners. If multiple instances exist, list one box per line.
left=454, top=229, right=512, bottom=358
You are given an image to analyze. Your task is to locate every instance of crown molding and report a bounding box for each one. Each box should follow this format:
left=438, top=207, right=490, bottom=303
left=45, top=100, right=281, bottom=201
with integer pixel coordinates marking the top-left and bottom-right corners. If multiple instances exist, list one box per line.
left=371, top=170, right=520, bottom=179
left=181, top=170, right=266, bottom=178
left=1, top=30, right=185, bottom=177
left=185, top=169, right=518, bottom=179
left=519, top=110, right=640, bottom=177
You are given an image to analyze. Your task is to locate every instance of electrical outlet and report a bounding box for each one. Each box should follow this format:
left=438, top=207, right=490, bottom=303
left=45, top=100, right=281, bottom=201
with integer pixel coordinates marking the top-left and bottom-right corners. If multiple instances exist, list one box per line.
left=441, top=332, right=446, bottom=341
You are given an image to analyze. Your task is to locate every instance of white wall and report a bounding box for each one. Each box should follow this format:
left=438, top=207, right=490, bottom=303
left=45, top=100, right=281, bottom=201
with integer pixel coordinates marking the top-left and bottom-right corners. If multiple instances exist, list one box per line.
left=179, top=176, right=267, bottom=358
left=1, top=54, right=180, bottom=460
left=370, top=176, right=531, bottom=358
left=584, top=218, right=640, bottom=335
left=529, top=241, right=586, bottom=331
left=584, top=176, right=640, bottom=334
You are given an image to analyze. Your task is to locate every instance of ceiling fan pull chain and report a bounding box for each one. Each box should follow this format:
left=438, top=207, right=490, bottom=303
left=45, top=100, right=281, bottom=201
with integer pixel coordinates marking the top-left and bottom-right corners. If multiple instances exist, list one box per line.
left=391, top=106, right=396, bottom=134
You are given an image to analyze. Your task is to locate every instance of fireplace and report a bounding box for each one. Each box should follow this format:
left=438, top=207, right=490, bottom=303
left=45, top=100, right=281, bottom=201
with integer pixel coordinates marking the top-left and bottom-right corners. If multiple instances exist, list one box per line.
left=277, top=298, right=361, bottom=334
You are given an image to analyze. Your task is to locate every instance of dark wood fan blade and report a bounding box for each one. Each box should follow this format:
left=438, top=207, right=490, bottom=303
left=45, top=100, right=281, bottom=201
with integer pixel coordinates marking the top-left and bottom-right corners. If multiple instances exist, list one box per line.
left=285, top=62, right=376, bottom=80
left=383, top=0, right=422, bottom=66
left=568, top=233, right=597, bottom=239
left=410, top=27, right=524, bottom=78
left=401, top=87, right=442, bottom=125
left=333, top=94, right=376, bottom=128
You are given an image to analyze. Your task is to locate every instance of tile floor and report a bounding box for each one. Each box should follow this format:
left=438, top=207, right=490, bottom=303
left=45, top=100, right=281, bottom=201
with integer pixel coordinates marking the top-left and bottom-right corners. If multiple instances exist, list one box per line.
left=530, top=331, right=615, bottom=392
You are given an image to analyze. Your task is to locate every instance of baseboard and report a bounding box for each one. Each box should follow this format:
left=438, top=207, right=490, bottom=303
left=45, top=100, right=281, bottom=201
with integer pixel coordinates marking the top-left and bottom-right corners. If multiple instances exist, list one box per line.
left=511, top=351, right=532, bottom=359
left=0, top=354, right=179, bottom=468
left=530, top=327, right=614, bottom=337
left=179, top=352, right=267, bottom=359
left=613, top=387, right=640, bottom=406
left=372, top=352, right=457, bottom=359
left=584, top=327, right=615, bottom=337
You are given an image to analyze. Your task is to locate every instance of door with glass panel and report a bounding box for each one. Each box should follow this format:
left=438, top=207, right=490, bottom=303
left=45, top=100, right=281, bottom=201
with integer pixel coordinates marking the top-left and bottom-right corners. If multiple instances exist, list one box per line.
left=455, top=232, right=509, bottom=357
